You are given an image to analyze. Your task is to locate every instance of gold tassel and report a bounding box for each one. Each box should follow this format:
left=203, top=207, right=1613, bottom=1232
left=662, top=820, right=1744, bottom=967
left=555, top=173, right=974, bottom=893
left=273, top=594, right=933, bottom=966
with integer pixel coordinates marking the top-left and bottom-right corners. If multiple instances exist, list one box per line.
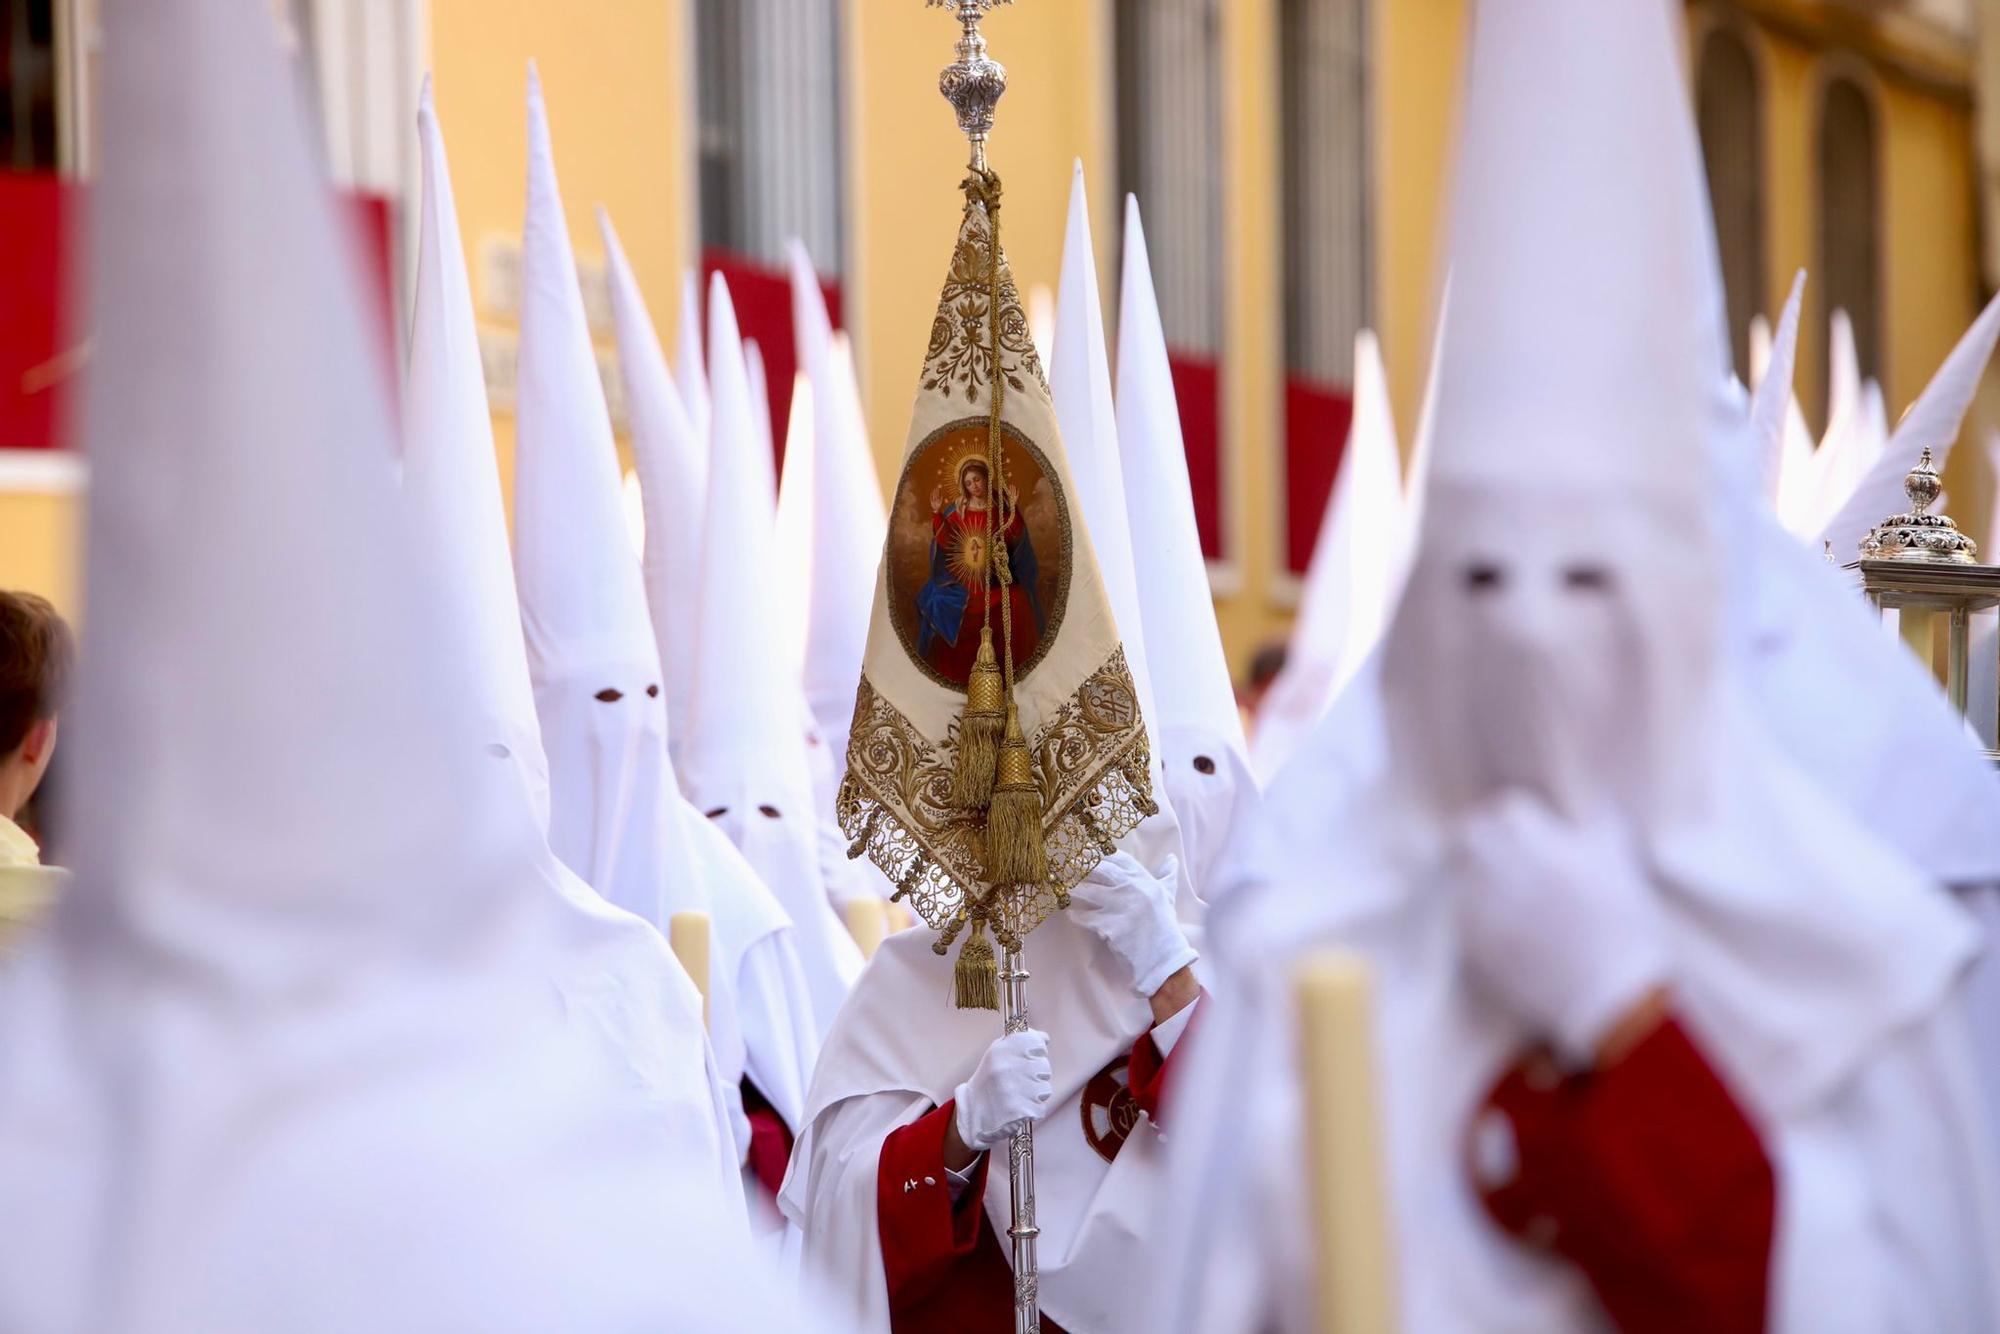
left=984, top=704, right=1046, bottom=886
left=948, top=627, right=1005, bottom=810
left=953, top=917, right=999, bottom=1011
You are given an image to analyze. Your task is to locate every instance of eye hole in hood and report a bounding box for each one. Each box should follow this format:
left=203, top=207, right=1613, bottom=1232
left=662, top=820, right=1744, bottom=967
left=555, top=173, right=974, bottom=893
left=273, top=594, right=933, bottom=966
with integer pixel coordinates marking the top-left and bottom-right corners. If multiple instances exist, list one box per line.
left=594, top=688, right=624, bottom=703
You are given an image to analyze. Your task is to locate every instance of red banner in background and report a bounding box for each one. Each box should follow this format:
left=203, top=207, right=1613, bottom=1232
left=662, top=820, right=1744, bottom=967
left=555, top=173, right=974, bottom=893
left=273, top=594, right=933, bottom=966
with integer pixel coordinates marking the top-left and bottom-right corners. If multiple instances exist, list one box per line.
left=700, top=248, right=843, bottom=480
left=1167, top=351, right=1223, bottom=562
left=0, top=173, right=396, bottom=452
left=1283, top=376, right=1354, bottom=576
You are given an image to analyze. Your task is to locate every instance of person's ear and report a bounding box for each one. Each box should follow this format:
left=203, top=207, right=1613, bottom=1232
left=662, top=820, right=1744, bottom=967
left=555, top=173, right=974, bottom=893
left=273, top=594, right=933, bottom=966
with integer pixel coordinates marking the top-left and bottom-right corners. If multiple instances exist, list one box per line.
left=19, top=716, right=55, bottom=767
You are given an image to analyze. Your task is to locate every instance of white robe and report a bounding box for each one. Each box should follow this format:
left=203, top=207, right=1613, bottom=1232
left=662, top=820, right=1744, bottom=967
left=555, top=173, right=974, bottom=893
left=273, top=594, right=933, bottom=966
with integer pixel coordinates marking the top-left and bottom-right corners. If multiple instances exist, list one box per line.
left=779, top=912, right=1177, bottom=1334
left=1158, top=759, right=2000, bottom=1334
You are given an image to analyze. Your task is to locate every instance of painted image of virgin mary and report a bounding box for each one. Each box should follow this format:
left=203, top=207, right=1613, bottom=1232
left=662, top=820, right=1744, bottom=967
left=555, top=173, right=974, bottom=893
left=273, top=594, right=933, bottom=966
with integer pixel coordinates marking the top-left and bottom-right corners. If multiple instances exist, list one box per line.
left=916, top=456, right=1046, bottom=685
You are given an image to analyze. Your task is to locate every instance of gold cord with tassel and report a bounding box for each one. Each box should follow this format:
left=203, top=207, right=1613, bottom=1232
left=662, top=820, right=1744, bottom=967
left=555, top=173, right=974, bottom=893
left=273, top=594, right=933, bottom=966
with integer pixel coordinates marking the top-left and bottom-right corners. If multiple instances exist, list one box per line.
left=948, top=627, right=1004, bottom=809
left=953, top=914, right=1000, bottom=1010
left=985, top=703, right=1047, bottom=885
left=937, top=167, right=1048, bottom=896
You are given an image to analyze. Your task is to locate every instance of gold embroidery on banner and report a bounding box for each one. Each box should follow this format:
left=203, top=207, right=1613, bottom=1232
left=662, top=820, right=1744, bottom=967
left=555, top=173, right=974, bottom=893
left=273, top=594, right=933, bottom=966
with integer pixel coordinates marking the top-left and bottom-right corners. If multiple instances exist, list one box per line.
left=921, top=204, right=1047, bottom=406
left=838, top=647, right=1156, bottom=946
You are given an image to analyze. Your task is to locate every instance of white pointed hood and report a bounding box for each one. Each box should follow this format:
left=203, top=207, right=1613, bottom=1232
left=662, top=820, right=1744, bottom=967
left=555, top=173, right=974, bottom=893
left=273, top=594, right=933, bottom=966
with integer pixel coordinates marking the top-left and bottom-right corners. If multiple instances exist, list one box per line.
left=1251, top=328, right=1406, bottom=781
left=788, top=241, right=889, bottom=771
left=0, top=10, right=760, bottom=1327
left=1803, top=308, right=1870, bottom=529
left=685, top=271, right=863, bottom=1035
left=1049, top=163, right=1158, bottom=744
left=404, top=77, right=552, bottom=831
left=772, top=366, right=818, bottom=686
left=526, top=128, right=822, bottom=1134
left=1820, top=289, right=2000, bottom=563
left=1747, top=269, right=1807, bottom=509
left=600, top=207, right=706, bottom=769
left=1113, top=193, right=1256, bottom=892
left=406, top=79, right=745, bottom=1225
left=745, top=337, right=779, bottom=509
left=1047, top=163, right=1195, bottom=908
left=676, top=267, right=712, bottom=447
left=512, top=66, right=688, bottom=930
left=1226, top=1, right=1987, bottom=1325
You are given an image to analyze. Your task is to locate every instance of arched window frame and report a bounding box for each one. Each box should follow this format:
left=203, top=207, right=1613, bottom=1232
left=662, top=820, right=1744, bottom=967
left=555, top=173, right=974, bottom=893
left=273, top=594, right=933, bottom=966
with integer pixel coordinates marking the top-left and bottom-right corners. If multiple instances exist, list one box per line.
left=1814, top=58, right=1886, bottom=417
left=1691, top=15, right=1767, bottom=385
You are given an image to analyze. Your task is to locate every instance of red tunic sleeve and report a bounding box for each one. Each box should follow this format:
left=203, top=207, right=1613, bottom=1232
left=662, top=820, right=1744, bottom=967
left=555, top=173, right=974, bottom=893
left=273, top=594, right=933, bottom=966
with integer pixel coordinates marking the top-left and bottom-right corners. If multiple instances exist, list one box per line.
left=1470, top=1015, right=1775, bottom=1334
left=877, top=1102, right=991, bottom=1309
left=741, top=1079, right=793, bottom=1201
left=876, top=1102, right=1069, bottom=1334
left=1127, top=1000, right=1200, bottom=1125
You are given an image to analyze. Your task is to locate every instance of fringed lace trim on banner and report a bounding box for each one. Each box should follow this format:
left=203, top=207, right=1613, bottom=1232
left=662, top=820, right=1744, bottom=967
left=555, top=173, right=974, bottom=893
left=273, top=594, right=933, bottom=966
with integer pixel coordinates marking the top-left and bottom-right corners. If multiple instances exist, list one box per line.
left=838, top=647, right=1157, bottom=947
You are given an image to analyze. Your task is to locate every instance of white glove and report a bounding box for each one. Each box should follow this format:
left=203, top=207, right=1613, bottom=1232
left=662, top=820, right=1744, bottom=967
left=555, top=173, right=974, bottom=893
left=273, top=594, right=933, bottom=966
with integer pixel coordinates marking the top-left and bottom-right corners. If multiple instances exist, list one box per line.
left=953, top=1029, right=1054, bottom=1152
left=1068, top=851, right=1198, bottom=996
left=1454, top=793, right=1671, bottom=1066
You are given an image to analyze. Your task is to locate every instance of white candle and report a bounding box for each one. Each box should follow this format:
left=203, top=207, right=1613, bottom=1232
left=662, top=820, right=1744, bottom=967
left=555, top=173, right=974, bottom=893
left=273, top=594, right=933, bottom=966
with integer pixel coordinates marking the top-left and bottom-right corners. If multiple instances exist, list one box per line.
left=669, top=910, right=712, bottom=1030
left=843, top=898, right=888, bottom=960
left=1295, top=950, right=1396, bottom=1334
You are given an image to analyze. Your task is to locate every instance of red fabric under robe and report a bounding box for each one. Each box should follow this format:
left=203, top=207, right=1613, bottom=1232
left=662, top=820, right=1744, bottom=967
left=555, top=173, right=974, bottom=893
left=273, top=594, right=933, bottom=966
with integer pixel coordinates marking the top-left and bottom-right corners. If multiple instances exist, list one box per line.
left=875, top=1025, right=1187, bottom=1333
left=1473, top=1014, right=1777, bottom=1334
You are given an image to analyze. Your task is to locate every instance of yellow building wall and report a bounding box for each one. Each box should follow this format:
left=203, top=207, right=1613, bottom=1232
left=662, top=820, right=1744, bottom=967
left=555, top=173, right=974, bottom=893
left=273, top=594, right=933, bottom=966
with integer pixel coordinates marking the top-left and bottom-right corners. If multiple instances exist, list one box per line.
left=1374, top=0, right=1469, bottom=441
left=427, top=0, right=695, bottom=507
left=5, top=1, right=1992, bottom=676
left=0, top=488, right=81, bottom=619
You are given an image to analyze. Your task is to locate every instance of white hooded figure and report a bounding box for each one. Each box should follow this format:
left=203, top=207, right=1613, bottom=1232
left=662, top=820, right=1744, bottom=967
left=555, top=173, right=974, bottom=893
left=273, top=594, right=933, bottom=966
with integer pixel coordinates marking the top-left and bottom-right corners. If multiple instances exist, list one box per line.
left=1251, top=327, right=1410, bottom=783
left=785, top=244, right=890, bottom=804
left=778, top=166, right=1206, bottom=1334
left=1156, top=2, right=2000, bottom=1331
left=513, top=67, right=686, bottom=935
left=678, top=267, right=713, bottom=449
left=404, top=74, right=742, bottom=1218
left=0, top=5, right=836, bottom=1329
left=1115, top=193, right=1260, bottom=895
left=777, top=248, right=899, bottom=905
left=680, top=271, right=864, bottom=1038
left=515, top=83, right=823, bottom=1186
left=1798, top=309, right=1869, bottom=530
left=1816, top=289, right=2000, bottom=569
left=1046, top=164, right=1195, bottom=909
left=1743, top=276, right=2000, bottom=1168
left=1747, top=270, right=1811, bottom=512
left=600, top=211, right=706, bottom=773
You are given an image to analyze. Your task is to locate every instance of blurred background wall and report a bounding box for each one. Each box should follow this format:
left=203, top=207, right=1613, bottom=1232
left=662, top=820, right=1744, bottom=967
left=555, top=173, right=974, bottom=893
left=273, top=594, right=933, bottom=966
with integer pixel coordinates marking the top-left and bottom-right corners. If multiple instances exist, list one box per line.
left=0, top=0, right=1995, bottom=686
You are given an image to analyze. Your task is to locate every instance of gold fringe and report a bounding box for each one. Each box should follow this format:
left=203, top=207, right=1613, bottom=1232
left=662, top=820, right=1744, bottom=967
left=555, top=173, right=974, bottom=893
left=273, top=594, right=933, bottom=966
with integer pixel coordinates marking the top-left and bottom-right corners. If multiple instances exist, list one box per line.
left=953, top=917, right=999, bottom=1010
left=984, top=705, right=1047, bottom=886
left=948, top=628, right=1005, bottom=810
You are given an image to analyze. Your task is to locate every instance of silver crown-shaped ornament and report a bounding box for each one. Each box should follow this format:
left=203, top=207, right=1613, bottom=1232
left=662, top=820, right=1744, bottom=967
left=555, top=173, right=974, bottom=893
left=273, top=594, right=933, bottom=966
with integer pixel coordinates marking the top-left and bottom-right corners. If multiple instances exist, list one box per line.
left=1858, top=447, right=1979, bottom=563
left=928, top=0, right=1011, bottom=169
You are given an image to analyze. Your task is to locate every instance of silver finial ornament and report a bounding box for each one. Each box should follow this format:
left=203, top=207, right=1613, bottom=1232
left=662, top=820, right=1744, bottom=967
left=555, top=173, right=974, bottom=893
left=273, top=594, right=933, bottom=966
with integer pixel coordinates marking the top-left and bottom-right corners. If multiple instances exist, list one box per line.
left=1858, top=447, right=1979, bottom=563
left=928, top=0, right=1012, bottom=171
